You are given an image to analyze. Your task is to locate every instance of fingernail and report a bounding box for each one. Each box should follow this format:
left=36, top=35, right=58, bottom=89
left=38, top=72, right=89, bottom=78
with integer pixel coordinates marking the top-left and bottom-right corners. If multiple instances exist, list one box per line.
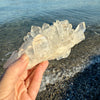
left=19, top=54, right=29, bottom=62
left=43, top=61, right=49, bottom=64
left=41, top=61, right=49, bottom=67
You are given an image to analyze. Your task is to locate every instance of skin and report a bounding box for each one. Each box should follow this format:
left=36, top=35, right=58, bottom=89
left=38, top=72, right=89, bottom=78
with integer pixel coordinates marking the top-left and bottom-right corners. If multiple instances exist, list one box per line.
left=0, top=54, right=49, bottom=100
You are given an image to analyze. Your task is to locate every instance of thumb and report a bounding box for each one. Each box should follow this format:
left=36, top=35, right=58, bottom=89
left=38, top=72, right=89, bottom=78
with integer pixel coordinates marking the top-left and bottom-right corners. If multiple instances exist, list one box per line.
left=0, top=54, right=29, bottom=88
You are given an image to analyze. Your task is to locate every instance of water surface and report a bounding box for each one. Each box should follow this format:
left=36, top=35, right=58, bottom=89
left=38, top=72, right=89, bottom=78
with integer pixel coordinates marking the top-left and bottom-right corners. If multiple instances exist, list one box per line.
left=0, top=0, right=100, bottom=95
left=0, top=0, right=100, bottom=25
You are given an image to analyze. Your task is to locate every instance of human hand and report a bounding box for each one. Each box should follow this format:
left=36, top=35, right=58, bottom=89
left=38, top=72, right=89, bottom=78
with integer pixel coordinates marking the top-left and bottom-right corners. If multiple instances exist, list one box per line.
left=0, top=54, right=49, bottom=100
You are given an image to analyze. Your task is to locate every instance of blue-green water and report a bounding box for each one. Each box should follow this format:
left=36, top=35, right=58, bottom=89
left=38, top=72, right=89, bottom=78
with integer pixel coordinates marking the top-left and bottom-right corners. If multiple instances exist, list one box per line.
left=0, top=0, right=100, bottom=25
left=0, top=1, right=100, bottom=98
left=0, top=0, right=100, bottom=66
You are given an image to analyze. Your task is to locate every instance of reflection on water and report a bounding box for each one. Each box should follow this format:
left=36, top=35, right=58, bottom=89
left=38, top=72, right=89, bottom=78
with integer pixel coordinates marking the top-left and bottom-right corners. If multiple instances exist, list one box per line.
left=0, top=1, right=100, bottom=71
left=0, top=0, right=100, bottom=97
left=0, top=0, right=100, bottom=25
left=0, top=0, right=100, bottom=62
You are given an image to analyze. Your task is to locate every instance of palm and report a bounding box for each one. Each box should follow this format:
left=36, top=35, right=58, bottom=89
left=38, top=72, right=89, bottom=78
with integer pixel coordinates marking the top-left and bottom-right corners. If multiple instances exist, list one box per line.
left=0, top=61, right=48, bottom=100
left=15, top=65, right=44, bottom=100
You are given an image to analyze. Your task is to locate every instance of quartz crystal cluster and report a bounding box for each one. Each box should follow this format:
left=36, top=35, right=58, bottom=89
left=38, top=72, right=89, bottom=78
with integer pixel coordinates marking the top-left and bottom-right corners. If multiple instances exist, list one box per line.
left=3, top=20, right=86, bottom=69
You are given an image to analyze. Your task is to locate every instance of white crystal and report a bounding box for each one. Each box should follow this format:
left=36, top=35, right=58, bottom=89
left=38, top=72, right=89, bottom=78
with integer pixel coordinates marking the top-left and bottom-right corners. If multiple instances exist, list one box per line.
left=3, top=20, right=86, bottom=69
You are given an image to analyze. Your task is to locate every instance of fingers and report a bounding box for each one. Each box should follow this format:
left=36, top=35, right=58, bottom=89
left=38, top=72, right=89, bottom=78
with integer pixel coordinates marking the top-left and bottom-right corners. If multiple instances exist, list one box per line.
left=10, top=54, right=28, bottom=73
left=1, top=54, right=29, bottom=87
left=28, top=61, right=49, bottom=99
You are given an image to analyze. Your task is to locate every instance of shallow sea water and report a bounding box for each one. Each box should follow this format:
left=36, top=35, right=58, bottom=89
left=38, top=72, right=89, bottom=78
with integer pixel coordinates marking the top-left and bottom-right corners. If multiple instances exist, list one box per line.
left=0, top=0, right=100, bottom=99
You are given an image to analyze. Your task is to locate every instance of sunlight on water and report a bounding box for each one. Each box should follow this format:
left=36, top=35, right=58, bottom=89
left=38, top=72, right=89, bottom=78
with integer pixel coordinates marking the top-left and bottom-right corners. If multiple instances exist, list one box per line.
left=0, top=0, right=100, bottom=25
left=0, top=1, right=100, bottom=96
